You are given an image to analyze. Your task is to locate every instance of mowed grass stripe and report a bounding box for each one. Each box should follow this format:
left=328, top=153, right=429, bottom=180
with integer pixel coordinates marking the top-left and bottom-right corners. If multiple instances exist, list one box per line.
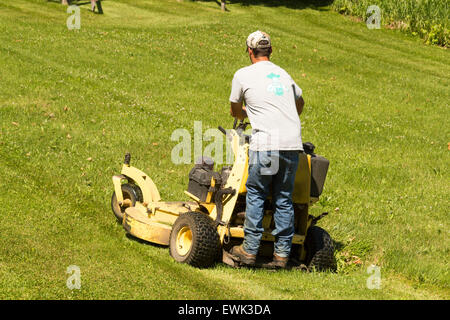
left=266, top=14, right=449, bottom=81
left=0, top=151, right=256, bottom=299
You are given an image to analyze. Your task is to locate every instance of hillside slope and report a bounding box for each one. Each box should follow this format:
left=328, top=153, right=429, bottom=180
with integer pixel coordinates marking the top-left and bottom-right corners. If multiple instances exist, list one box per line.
left=0, top=0, right=448, bottom=299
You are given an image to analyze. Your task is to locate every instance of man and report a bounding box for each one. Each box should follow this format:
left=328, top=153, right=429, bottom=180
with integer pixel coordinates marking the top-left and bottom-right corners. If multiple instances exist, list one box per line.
left=229, top=30, right=305, bottom=269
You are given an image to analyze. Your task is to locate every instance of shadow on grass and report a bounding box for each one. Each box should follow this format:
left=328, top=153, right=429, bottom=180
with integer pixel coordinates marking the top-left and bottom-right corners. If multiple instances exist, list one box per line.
left=47, top=0, right=105, bottom=14
left=196, top=0, right=333, bottom=10
left=333, top=240, right=345, bottom=252
left=47, top=0, right=91, bottom=4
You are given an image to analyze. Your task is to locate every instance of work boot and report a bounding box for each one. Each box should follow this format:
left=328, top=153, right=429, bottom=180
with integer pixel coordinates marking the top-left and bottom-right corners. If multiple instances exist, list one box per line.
left=230, top=245, right=256, bottom=266
left=262, top=253, right=289, bottom=269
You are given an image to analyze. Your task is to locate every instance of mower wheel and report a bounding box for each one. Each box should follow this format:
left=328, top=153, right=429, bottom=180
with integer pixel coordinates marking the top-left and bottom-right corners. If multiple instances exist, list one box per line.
left=305, top=226, right=337, bottom=272
left=111, top=184, right=143, bottom=223
left=169, top=211, right=221, bottom=268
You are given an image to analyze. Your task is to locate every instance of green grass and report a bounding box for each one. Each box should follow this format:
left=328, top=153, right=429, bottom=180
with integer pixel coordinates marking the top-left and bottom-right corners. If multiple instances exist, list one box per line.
left=332, top=0, right=449, bottom=46
left=0, top=0, right=449, bottom=299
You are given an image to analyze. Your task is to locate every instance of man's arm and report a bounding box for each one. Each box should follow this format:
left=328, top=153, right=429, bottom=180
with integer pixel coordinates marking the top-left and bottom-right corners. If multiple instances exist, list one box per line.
left=295, top=96, right=305, bottom=115
left=229, top=72, right=247, bottom=120
left=291, top=81, right=304, bottom=115
left=230, top=101, right=247, bottom=120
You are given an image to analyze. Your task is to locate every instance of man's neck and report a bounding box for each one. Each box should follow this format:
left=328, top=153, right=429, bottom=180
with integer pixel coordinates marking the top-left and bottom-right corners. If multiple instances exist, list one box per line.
left=251, top=56, right=270, bottom=64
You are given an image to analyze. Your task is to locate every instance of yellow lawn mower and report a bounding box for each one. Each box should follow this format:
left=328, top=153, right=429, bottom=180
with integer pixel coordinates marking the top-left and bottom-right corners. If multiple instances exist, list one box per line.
left=111, top=120, right=336, bottom=271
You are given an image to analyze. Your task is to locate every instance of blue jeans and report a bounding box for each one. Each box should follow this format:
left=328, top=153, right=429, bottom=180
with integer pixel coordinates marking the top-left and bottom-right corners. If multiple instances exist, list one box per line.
left=243, top=150, right=300, bottom=258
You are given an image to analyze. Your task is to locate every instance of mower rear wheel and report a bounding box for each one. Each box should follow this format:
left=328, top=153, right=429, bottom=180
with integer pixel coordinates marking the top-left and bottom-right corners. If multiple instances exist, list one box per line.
left=305, top=226, right=337, bottom=272
left=111, top=184, right=143, bottom=223
left=169, top=211, right=221, bottom=268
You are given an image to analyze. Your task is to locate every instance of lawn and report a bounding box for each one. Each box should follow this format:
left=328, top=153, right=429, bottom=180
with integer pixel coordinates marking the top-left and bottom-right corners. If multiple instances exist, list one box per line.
left=0, top=0, right=448, bottom=299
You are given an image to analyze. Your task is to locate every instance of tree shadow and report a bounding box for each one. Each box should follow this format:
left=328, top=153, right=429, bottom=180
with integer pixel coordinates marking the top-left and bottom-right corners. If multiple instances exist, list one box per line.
left=196, top=0, right=333, bottom=10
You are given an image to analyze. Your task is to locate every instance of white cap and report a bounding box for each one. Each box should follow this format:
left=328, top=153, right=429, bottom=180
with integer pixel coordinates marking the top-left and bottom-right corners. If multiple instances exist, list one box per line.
left=246, top=30, right=271, bottom=49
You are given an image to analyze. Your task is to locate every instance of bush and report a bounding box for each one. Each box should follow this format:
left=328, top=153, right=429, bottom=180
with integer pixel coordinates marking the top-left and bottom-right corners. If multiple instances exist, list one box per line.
left=331, top=0, right=449, bottom=47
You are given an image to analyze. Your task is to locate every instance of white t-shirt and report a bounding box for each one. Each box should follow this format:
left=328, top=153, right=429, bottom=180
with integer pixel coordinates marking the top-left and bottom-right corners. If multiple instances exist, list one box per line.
left=229, top=61, right=303, bottom=151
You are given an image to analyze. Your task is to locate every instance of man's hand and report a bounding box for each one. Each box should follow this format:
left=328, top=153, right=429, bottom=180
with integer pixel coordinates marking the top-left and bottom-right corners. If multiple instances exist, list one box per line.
left=230, top=101, right=247, bottom=120
left=295, top=96, right=305, bottom=115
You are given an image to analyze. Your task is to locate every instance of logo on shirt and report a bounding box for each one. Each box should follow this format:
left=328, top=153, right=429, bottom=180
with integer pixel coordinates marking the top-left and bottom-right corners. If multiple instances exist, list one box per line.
left=266, top=73, right=287, bottom=96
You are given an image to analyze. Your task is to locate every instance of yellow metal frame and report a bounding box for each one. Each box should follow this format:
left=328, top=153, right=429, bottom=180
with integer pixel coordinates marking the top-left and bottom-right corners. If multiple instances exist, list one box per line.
left=176, top=226, right=193, bottom=256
